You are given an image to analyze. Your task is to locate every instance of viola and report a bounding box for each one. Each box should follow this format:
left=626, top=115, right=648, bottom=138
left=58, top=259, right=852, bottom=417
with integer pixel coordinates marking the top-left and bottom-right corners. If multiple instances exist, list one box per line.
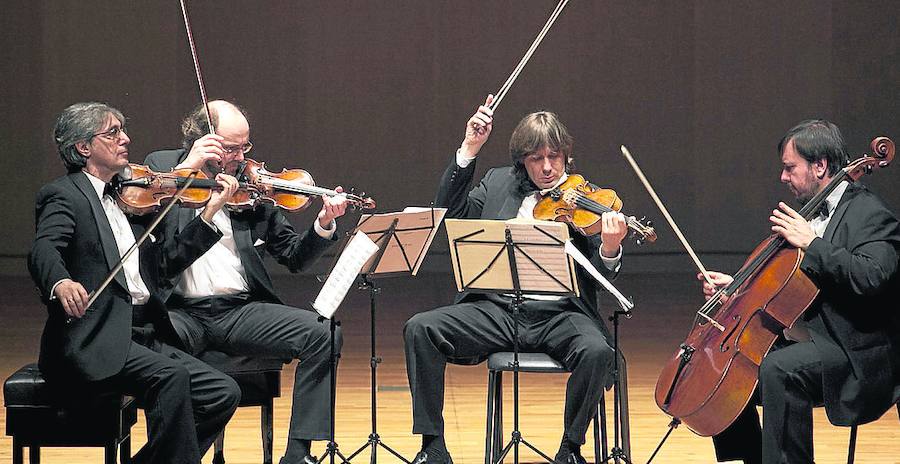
left=226, top=158, right=376, bottom=212
left=654, top=137, right=894, bottom=437
left=533, top=174, right=657, bottom=244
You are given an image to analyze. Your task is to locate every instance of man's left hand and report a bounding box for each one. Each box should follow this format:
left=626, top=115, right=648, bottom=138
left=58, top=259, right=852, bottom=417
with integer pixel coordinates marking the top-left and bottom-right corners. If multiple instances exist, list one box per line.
left=600, top=211, right=628, bottom=257
left=770, top=202, right=816, bottom=250
left=318, top=186, right=349, bottom=228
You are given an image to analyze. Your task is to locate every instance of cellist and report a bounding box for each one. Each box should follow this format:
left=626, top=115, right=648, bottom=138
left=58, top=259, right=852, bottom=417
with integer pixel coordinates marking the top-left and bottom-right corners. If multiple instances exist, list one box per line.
left=701, top=120, right=900, bottom=464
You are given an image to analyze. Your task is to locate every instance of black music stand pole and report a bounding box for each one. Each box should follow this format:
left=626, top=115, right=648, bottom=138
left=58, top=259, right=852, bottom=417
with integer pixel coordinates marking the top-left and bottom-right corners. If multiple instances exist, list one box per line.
left=346, top=218, right=410, bottom=464
left=317, top=311, right=349, bottom=464
left=602, top=305, right=633, bottom=464
left=491, top=228, right=558, bottom=464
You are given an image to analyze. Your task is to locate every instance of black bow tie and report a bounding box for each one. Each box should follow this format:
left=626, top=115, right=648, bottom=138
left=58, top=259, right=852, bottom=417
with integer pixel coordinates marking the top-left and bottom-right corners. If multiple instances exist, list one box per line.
left=103, top=182, right=117, bottom=198
left=815, top=201, right=830, bottom=220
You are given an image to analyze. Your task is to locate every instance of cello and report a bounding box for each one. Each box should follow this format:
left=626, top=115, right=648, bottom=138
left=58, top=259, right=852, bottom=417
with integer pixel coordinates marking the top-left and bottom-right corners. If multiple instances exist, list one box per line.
left=653, top=136, right=895, bottom=437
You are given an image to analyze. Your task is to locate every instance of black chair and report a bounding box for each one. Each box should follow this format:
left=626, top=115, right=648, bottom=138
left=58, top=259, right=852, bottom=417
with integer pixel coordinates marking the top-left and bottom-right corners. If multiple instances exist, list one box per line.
left=846, top=402, right=900, bottom=464
left=196, top=351, right=285, bottom=464
left=484, top=352, right=630, bottom=464
left=4, top=363, right=136, bottom=464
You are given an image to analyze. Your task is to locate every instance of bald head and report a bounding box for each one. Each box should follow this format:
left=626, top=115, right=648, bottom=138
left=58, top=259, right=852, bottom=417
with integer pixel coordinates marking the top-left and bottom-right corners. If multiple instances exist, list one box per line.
left=181, top=100, right=250, bottom=151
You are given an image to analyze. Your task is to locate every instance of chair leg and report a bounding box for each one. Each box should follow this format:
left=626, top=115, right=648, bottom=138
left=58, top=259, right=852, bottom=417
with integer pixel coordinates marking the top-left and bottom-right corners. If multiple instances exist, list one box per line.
left=494, top=372, right=504, bottom=463
left=617, top=355, right=632, bottom=458
left=598, top=394, right=608, bottom=462
left=212, top=429, right=226, bottom=464
left=105, top=440, right=117, bottom=464
left=262, top=399, right=274, bottom=464
left=121, top=434, right=132, bottom=464
left=847, top=424, right=858, bottom=464
left=592, top=405, right=601, bottom=464
left=485, top=369, right=498, bottom=464
left=12, top=437, right=23, bottom=464
left=29, top=445, right=40, bottom=464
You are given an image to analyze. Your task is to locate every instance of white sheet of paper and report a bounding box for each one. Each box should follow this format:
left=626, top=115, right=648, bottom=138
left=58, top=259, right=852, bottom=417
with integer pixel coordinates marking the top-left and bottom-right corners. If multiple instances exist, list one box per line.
left=564, top=240, right=634, bottom=311
left=313, top=231, right=379, bottom=319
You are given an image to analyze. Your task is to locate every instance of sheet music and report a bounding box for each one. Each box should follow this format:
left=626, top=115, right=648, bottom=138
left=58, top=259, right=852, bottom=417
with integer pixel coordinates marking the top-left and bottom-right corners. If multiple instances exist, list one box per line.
left=313, top=231, right=379, bottom=319
left=356, top=207, right=446, bottom=276
left=564, top=240, right=634, bottom=311
left=507, top=221, right=576, bottom=294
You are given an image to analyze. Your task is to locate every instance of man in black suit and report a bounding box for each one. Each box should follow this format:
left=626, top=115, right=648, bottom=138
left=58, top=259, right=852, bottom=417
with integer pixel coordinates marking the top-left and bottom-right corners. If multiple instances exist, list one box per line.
left=403, top=95, right=629, bottom=464
left=704, top=120, right=900, bottom=464
left=144, top=100, right=350, bottom=464
left=29, top=102, right=243, bottom=464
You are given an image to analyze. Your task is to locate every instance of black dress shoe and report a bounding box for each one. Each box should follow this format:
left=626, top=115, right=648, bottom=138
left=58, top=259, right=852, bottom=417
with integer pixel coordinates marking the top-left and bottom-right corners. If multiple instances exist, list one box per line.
left=279, top=454, right=318, bottom=464
left=553, top=451, right=587, bottom=464
left=411, top=450, right=453, bottom=464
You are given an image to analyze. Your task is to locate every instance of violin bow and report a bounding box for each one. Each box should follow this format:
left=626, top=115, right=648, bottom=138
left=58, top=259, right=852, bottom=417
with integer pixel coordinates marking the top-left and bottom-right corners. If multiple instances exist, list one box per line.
left=620, top=145, right=725, bottom=331
left=473, top=0, right=572, bottom=131
left=180, top=0, right=216, bottom=138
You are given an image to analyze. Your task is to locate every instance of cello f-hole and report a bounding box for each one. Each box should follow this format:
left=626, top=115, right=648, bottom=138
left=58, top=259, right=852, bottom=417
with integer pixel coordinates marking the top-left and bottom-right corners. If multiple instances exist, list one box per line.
left=718, top=314, right=743, bottom=352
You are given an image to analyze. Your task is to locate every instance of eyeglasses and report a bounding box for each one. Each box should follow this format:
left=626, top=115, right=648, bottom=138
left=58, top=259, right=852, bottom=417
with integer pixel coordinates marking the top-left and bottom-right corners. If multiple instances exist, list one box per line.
left=91, top=126, right=127, bottom=141
left=222, top=141, right=253, bottom=155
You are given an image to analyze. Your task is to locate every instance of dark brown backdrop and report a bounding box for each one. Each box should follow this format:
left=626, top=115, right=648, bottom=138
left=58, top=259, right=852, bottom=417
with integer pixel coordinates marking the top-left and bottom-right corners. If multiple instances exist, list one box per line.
left=2, top=0, right=898, bottom=275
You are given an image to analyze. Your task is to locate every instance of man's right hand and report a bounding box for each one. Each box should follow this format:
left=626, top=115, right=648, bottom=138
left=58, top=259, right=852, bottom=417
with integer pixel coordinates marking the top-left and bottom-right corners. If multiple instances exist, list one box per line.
left=201, top=173, right=240, bottom=222
left=698, top=271, right=734, bottom=302
left=460, top=94, right=495, bottom=159
left=175, top=134, right=225, bottom=171
left=54, top=279, right=90, bottom=318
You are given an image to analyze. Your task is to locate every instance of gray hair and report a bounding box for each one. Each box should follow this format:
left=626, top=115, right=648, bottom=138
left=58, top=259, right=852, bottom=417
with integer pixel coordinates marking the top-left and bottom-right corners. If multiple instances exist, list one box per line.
left=53, top=102, right=125, bottom=173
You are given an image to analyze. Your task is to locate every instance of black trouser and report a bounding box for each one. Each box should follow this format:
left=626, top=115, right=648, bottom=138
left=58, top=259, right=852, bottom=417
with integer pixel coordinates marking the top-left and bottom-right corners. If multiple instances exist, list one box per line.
left=95, top=339, right=240, bottom=464
left=403, top=297, right=614, bottom=445
left=713, top=341, right=824, bottom=464
left=169, top=294, right=341, bottom=440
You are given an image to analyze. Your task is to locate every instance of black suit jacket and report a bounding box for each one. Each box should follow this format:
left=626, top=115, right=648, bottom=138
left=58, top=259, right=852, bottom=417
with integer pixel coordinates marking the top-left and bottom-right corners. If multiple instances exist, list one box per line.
left=435, top=156, right=619, bottom=323
left=144, top=149, right=336, bottom=304
left=799, top=182, right=900, bottom=425
left=28, top=171, right=222, bottom=381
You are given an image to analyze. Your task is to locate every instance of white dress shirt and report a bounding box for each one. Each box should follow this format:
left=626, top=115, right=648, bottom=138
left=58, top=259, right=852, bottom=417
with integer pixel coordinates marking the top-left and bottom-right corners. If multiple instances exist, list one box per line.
left=84, top=171, right=151, bottom=304
left=175, top=207, right=337, bottom=299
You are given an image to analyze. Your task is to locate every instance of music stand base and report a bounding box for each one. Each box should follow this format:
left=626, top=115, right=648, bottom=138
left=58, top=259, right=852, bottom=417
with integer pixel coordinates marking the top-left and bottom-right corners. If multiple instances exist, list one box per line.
left=346, top=433, right=410, bottom=464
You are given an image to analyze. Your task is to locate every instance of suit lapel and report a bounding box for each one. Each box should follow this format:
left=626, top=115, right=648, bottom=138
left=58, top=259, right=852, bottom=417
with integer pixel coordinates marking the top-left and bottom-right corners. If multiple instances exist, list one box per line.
left=497, top=192, right=525, bottom=220
left=823, top=184, right=859, bottom=243
left=230, top=213, right=267, bottom=291
left=71, top=173, right=129, bottom=292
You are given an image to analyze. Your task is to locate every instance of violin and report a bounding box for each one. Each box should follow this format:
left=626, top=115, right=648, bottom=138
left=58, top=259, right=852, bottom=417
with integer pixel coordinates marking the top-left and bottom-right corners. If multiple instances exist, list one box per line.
left=533, top=174, right=657, bottom=244
left=654, top=137, right=894, bottom=437
left=112, top=161, right=375, bottom=215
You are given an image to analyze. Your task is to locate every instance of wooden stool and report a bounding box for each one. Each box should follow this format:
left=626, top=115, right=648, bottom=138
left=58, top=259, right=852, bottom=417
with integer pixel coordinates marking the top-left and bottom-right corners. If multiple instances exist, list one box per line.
left=4, top=363, right=135, bottom=464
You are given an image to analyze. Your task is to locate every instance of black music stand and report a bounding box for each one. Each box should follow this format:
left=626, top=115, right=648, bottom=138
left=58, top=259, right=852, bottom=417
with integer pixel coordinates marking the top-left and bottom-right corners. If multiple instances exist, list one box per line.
left=344, top=207, right=446, bottom=464
left=447, top=219, right=578, bottom=464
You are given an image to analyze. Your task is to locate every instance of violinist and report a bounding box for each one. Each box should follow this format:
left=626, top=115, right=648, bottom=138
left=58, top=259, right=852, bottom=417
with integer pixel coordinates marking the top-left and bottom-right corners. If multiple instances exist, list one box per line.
left=403, top=96, right=628, bottom=464
left=144, top=99, right=350, bottom=464
left=29, top=102, right=242, bottom=464
left=703, top=120, right=900, bottom=464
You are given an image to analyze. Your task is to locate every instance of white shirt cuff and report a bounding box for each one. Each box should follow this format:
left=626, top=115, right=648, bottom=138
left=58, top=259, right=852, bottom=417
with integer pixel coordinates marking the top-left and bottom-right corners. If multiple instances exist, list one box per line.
left=315, top=219, right=337, bottom=239
left=49, top=279, right=69, bottom=300
left=599, top=245, right=622, bottom=271
left=456, top=148, right=476, bottom=168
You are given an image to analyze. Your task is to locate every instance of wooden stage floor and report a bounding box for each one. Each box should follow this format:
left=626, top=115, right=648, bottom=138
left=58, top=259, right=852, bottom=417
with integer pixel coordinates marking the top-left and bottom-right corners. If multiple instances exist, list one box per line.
left=1, top=272, right=897, bottom=463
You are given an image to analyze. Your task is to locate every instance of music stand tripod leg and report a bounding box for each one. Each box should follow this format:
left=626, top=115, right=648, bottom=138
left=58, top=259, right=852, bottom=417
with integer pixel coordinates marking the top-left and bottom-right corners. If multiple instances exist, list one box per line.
left=318, top=316, right=350, bottom=464
left=346, top=276, right=411, bottom=464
